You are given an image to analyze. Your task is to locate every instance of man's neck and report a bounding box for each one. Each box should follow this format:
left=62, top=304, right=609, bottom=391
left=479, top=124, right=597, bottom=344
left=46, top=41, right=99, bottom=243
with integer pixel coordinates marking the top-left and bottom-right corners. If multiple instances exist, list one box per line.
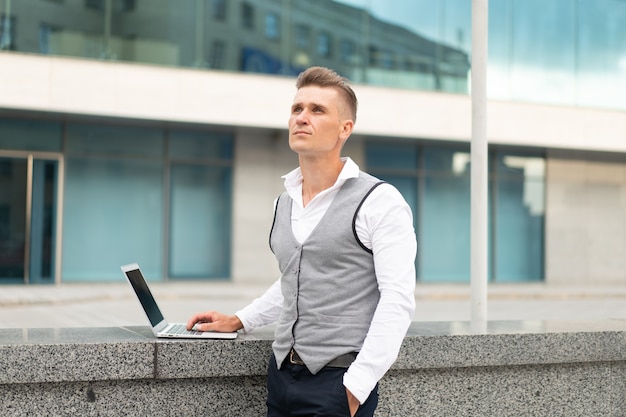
left=299, top=156, right=345, bottom=207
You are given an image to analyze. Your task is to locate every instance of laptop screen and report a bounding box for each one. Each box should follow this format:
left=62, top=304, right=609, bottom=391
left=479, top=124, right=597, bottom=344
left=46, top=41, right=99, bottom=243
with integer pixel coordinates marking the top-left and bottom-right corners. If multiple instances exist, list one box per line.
left=125, top=267, right=165, bottom=327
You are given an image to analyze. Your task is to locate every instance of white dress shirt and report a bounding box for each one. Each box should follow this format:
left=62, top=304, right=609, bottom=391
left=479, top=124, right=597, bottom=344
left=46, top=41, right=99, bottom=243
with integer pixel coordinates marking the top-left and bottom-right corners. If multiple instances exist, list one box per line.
left=236, top=157, right=416, bottom=404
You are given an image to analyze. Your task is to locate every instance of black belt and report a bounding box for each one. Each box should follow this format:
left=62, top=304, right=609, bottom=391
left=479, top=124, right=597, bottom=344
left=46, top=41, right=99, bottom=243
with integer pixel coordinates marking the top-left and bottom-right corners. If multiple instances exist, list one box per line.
left=288, top=348, right=357, bottom=368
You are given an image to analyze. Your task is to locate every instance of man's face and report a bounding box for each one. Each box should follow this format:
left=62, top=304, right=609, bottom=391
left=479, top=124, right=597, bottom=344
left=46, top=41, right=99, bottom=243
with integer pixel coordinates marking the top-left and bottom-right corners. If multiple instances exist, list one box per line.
left=288, top=85, right=353, bottom=158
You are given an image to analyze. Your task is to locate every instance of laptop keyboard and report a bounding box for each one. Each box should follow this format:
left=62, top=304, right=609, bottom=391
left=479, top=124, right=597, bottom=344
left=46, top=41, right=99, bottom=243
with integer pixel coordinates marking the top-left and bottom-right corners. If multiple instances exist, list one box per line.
left=168, top=323, right=202, bottom=335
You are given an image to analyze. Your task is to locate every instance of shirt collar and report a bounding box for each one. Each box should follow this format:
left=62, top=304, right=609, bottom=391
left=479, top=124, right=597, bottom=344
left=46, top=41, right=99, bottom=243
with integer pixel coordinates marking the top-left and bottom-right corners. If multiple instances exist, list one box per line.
left=281, top=157, right=360, bottom=191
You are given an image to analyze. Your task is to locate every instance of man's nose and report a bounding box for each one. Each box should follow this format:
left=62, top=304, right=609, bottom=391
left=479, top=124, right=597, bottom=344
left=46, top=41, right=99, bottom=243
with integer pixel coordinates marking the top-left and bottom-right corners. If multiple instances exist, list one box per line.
left=295, top=110, right=309, bottom=124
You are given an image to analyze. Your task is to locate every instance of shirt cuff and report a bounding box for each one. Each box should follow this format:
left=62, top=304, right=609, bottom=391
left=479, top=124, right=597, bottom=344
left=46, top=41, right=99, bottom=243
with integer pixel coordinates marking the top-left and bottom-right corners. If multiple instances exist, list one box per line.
left=343, top=368, right=375, bottom=405
left=234, top=311, right=253, bottom=333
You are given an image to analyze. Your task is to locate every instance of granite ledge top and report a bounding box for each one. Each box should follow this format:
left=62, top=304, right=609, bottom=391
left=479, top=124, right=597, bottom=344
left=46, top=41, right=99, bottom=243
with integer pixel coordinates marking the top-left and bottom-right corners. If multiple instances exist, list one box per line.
left=0, top=319, right=624, bottom=385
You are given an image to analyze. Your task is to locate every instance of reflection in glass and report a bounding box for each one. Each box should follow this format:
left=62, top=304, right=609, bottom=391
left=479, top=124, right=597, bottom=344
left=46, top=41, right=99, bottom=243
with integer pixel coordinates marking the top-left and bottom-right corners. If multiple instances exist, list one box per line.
left=5, top=0, right=470, bottom=93
left=5, top=0, right=626, bottom=108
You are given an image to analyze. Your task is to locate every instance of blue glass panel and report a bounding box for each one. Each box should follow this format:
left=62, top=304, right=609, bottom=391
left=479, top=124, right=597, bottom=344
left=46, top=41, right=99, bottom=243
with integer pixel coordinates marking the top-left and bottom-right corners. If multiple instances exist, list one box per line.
left=421, top=174, right=470, bottom=282
left=66, top=124, right=164, bottom=157
left=169, top=129, right=233, bottom=160
left=0, top=118, right=63, bottom=152
left=511, top=0, right=576, bottom=105
left=577, top=0, right=626, bottom=109
left=365, top=142, right=418, bottom=170
left=5, top=0, right=626, bottom=108
left=423, top=146, right=470, bottom=173
left=421, top=147, right=470, bottom=282
left=363, top=0, right=471, bottom=92
left=62, top=157, right=163, bottom=281
left=169, top=164, right=231, bottom=279
left=494, top=154, right=545, bottom=282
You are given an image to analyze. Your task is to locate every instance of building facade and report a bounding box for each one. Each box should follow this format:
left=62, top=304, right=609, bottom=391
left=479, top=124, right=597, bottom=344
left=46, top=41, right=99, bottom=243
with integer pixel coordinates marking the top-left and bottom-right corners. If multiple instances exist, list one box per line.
left=0, top=0, right=625, bottom=285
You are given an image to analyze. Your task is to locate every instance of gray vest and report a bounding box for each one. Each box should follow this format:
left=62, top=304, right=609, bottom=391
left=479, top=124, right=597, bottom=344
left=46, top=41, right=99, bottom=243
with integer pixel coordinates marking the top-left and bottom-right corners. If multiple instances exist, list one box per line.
left=269, top=172, right=384, bottom=374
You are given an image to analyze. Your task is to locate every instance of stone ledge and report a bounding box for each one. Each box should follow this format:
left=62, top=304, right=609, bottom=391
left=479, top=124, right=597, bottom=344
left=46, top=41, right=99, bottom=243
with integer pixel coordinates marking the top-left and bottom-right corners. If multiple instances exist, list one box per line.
left=0, top=320, right=624, bottom=386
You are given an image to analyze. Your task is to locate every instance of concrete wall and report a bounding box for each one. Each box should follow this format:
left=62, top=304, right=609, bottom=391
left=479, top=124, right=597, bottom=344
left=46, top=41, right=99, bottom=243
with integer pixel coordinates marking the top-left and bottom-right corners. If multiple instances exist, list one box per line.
left=1, top=320, right=625, bottom=416
left=546, top=155, right=626, bottom=285
left=231, top=129, right=291, bottom=284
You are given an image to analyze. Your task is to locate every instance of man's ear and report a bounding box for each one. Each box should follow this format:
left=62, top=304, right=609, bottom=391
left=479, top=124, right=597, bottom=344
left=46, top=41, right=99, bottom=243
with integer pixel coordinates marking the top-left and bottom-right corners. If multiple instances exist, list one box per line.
left=339, top=119, right=354, bottom=143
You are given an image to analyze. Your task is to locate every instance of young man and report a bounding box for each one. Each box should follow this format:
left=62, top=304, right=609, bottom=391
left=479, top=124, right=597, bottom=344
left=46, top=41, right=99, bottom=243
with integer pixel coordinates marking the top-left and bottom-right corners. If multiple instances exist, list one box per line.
left=187, top=66, right=416, bottom=417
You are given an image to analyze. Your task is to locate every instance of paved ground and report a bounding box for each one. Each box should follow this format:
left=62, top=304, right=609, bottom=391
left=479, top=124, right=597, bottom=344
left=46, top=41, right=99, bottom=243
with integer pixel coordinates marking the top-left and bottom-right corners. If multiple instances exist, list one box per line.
left=1, top=281, right=626, bottom=329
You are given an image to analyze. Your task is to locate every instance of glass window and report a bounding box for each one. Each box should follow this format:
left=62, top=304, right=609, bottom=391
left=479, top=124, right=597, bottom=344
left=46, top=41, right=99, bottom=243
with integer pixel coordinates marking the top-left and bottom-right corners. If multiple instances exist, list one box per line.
left=208, top=40, right=226, bottom=69
left=62, top=157, right=163, bottom=281
left=492, top=152, right=545, bottom=282
left=0, top=158, right=27, bottom=283
left=422, top=147, right=471, bottom=282
left=168, top=128, right=233, bottom=279
left=366, top=141, right=418, bottom=171
left=30, top=159, right=59, bottom=284
left=4, top=0, right=626, bottom=108
left=295, top=24, right=310, bottom=50
left=339, top=39, right=355, bottom=63
left=366, top=141, right=546, bottom=283
left=211, top=0, right=227, bottom=21
left=0, top=14, right=16, bottom=51
left=509, top=0, right=577, bottom=105
left=39, top=23, right=62, bottom=54
left=84, top=0, right=104, bottom=11
left=168, top=129, right=233, bottom=160
left=66, top=123, right=164, bottom=158
left=169, top=164, right=231, bottom=278
left=577, top=0, right=626, bottom=109
left=241, top=3, right=254, bottom=30
left=317, top=32, right=332, bottom=58
left=265, top=12, right=280, bottom=40
left=0, top=118, right=63, bottom=152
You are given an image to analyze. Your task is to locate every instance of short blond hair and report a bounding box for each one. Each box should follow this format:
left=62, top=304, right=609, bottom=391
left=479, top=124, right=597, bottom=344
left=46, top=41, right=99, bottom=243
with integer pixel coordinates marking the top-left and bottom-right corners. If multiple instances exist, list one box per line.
left=295, top=66, right=358, bottom=123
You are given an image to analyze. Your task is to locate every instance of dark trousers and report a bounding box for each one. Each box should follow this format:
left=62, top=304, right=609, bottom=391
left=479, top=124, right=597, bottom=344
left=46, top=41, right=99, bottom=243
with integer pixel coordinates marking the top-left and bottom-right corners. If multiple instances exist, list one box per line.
left=266, top=354, right=378, bottom=417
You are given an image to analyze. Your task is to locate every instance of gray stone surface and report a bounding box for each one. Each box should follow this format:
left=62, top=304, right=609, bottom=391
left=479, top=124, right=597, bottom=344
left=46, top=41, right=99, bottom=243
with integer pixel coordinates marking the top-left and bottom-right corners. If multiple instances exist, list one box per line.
left=378, top=362, right=617, bottom=417
left=1, top=378, right=268, bottom=417
left=0, top=327, right=153, bottom=384
left=0, top=320, right=624, bottom=416
left=398, top=320, right=626, bottom=369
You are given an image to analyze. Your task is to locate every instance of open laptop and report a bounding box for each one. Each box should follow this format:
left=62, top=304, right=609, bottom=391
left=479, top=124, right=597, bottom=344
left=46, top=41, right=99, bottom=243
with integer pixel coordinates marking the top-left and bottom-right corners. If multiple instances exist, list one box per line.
left=121, top=263, right=237, bottom=339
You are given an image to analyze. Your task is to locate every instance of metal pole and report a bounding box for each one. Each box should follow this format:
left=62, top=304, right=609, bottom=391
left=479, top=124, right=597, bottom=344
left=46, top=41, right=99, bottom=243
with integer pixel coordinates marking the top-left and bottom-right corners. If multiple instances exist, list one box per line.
left=471, top=0, right=488, bottom=332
